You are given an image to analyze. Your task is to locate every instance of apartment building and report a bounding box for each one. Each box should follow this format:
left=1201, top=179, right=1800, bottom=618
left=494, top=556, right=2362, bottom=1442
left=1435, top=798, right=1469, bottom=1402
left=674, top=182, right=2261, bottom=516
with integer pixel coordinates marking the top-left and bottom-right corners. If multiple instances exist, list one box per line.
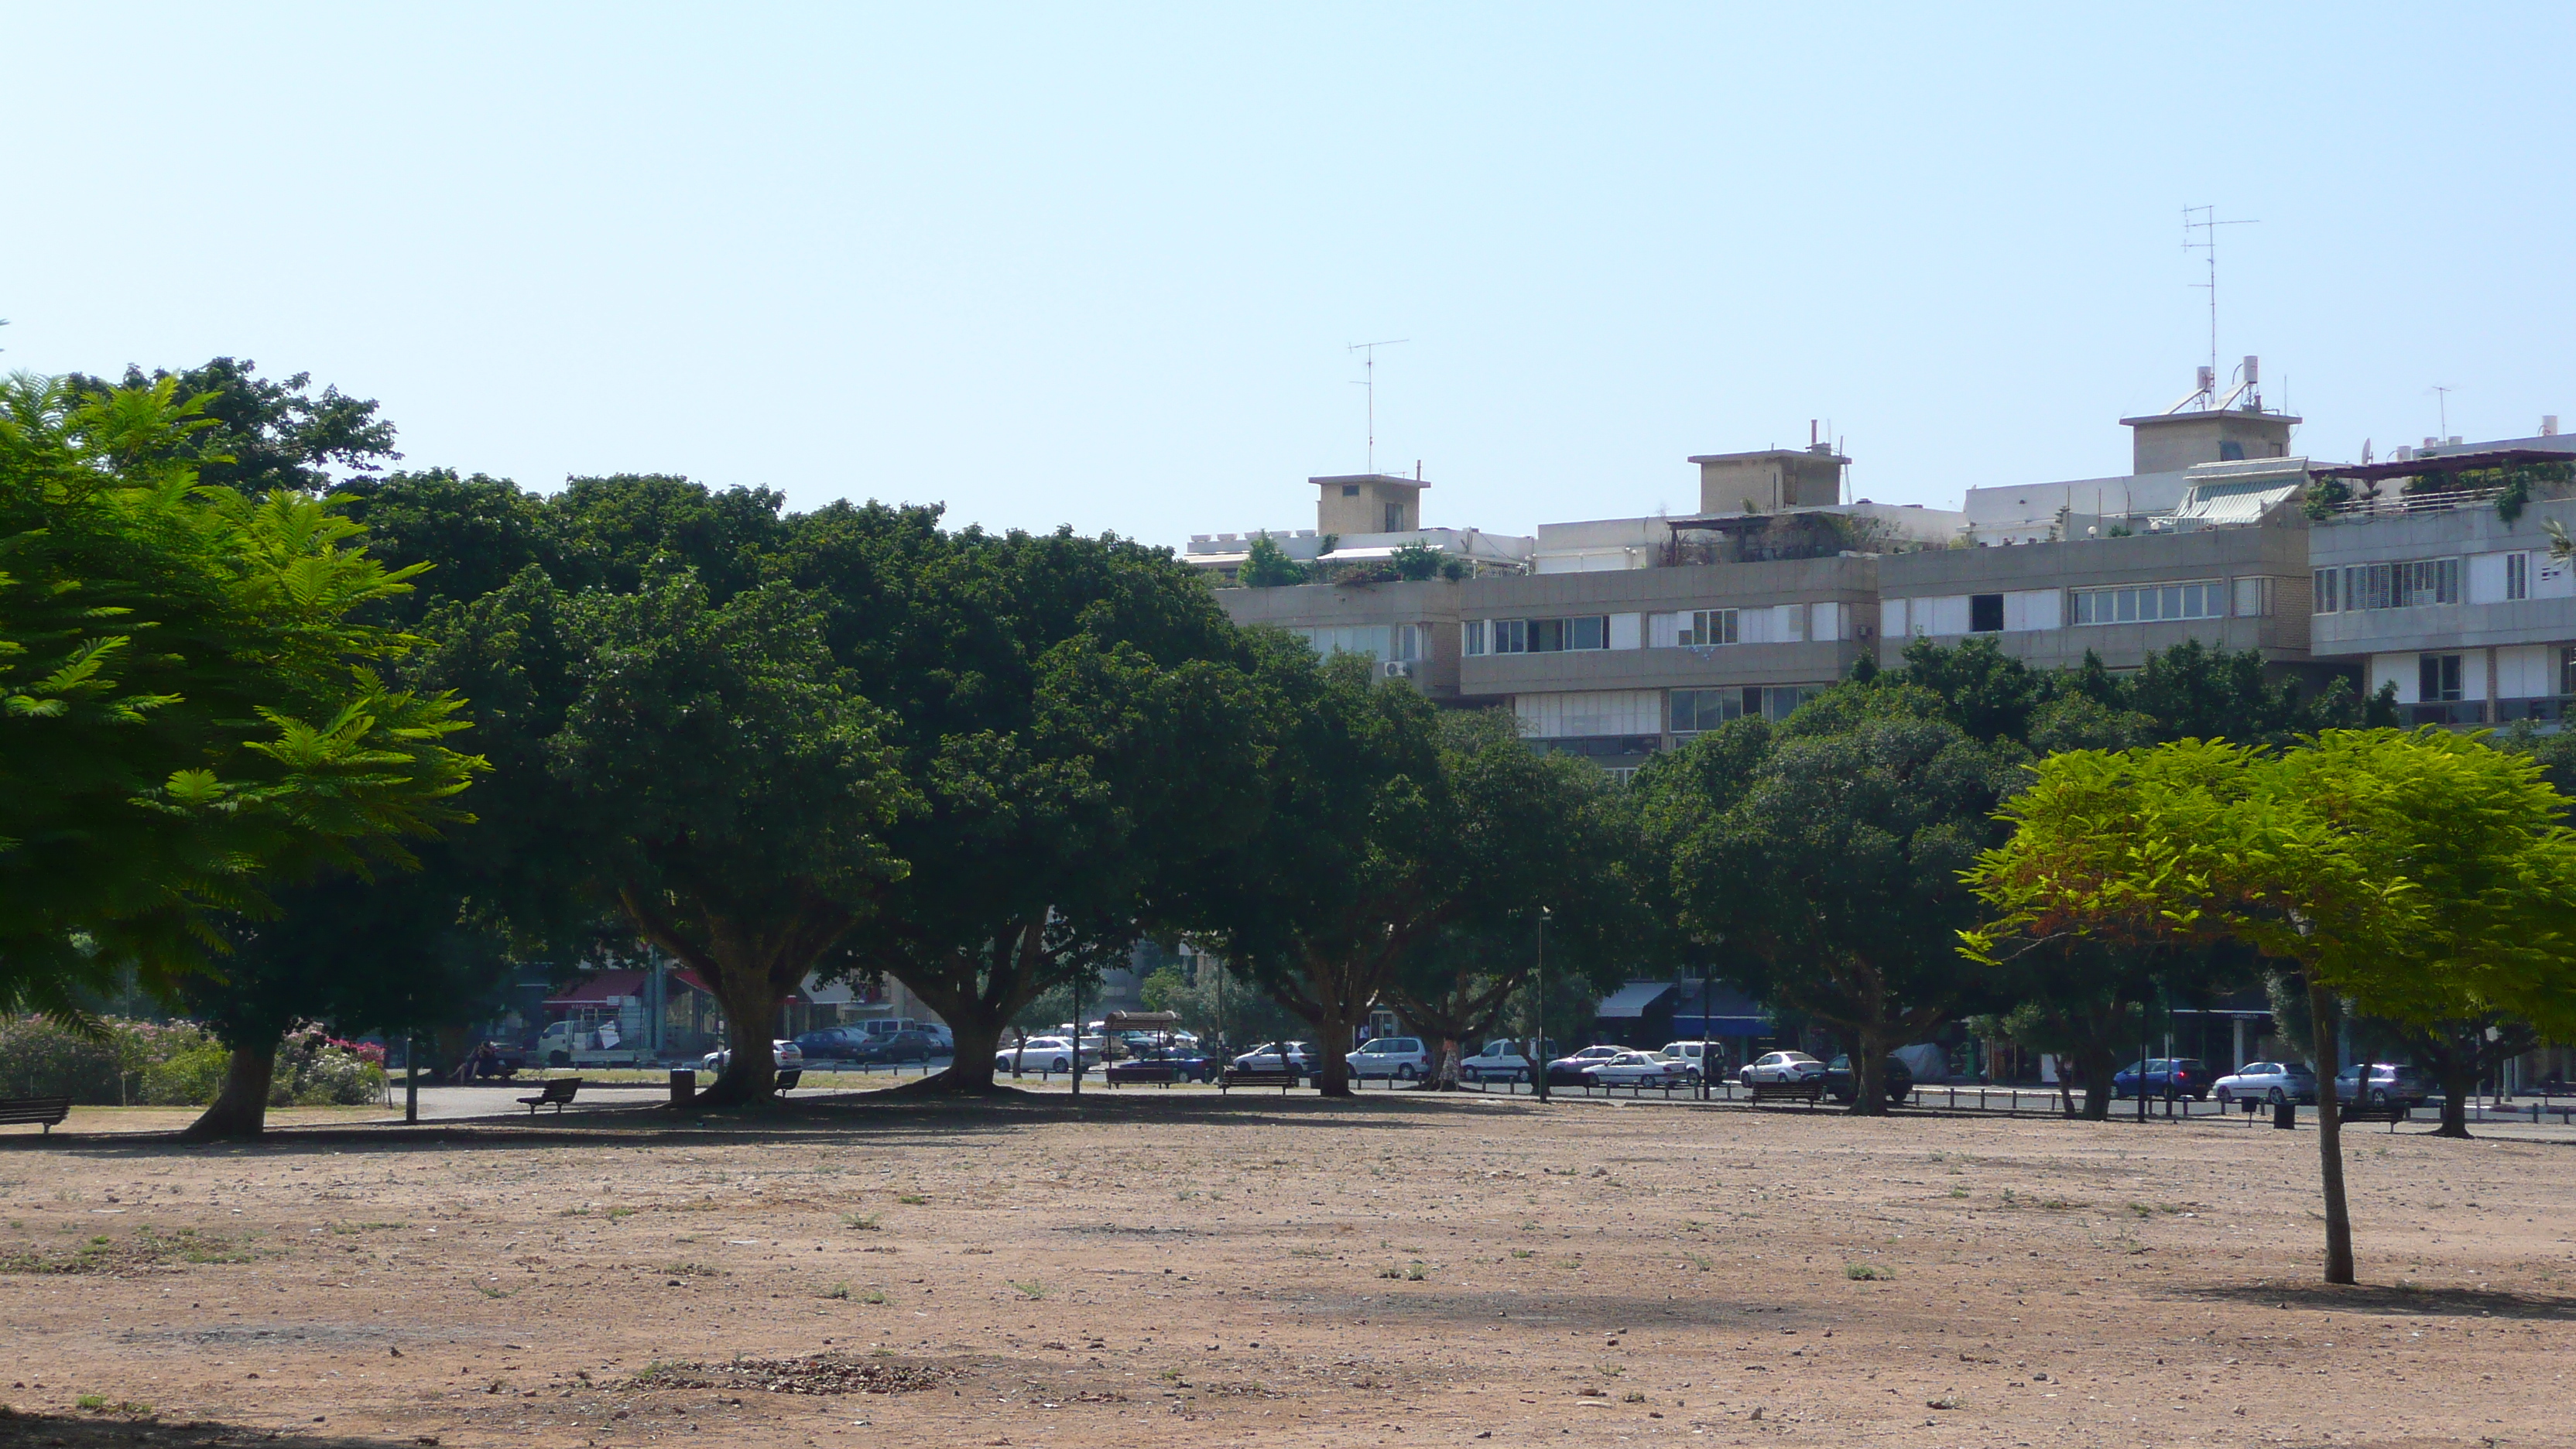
left=1196, top=381, right=2576, bottom=778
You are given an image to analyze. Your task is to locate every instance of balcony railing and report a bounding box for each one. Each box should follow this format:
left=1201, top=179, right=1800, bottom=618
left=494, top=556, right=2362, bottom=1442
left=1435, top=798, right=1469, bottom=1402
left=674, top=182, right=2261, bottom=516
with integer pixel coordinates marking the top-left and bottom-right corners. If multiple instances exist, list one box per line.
left=2324, top=486, right=2503, bottom=519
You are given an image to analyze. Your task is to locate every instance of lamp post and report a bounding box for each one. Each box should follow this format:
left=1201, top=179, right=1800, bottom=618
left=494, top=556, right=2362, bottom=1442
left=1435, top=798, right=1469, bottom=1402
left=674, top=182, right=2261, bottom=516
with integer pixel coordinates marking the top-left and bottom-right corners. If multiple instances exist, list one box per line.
left=1532, top=907, right=1551, bottom=1104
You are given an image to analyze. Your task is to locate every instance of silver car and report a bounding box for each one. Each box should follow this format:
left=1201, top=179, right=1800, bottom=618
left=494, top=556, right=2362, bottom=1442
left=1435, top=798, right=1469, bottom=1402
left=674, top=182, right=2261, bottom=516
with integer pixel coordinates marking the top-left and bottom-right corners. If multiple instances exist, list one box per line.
left=2211, top=1060, right=2317, bottom=1106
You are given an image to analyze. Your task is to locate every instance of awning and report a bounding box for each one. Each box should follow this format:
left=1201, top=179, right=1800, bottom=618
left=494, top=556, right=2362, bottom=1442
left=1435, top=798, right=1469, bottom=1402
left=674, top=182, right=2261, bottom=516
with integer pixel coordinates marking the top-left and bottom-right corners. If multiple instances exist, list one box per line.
left=1595, top=981, right=1679, bottom=1019
left=543, top=967, right=721, bottom=1008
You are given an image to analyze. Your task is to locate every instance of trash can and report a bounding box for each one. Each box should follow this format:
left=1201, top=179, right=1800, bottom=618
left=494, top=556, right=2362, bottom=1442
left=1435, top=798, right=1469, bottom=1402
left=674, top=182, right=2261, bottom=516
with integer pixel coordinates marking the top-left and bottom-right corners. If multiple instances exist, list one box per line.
left=669, top=1068, right=696, bottom=1106
left=2273, top=1094, right=2296, bottom=1130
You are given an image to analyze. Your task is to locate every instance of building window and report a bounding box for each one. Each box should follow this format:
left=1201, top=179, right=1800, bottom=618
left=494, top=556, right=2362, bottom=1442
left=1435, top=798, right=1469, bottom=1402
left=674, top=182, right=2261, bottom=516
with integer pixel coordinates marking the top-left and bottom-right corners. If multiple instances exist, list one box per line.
left=1969, top=594, right=2004, bottom=633
left=2232, top=576, right=2274, bottom=618
left=1288, top=623, right=1423, bottom=663
left=2071, top=579, right=2225, bottom=625
left=2562, top=647, right=2576, bottom=697
left=2420, top=653, right=2464, bottom=703
left=2318, top=559, right=2461, bottom=612
left=1341, top=484, right=1360, bottom=497
left=2314, top=568, right=2340, bottom=615
left=1463, top=619, right=1485, bottom=656
left=1684, top=609, right=1739, bottom=646
left=2509, top=551, right=2531, bottom=601
left=1383, top=502, right=1402, bottom=532
left=1478, top=615, right=1609, bottom=654
left=1669, top=688, right=1741, bottom=733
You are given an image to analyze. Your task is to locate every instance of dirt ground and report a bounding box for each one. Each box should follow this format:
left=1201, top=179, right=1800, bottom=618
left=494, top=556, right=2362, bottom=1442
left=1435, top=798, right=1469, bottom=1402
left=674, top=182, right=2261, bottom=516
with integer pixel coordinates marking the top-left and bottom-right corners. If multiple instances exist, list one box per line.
left=1, top=1091, right=2571, bottom=1449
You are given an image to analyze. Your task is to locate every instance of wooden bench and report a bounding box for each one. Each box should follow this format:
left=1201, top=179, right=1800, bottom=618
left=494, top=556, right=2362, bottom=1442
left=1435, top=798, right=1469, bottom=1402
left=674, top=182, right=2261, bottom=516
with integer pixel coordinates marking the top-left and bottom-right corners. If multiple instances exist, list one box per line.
left=2336, top=1099, right=2410, bottom=1127
left=1220, top=1067, right=1303, bottom=1094
left=517, top=1078, right=581, bottom=1116
left=1746, top=1080, right=1824, bottom=1105
left=1106, top=1061, right=1192, bottom=1088
left=0, top=1097, right=72, bottom=1135
left=774, top=1069, right=803, bottom=1094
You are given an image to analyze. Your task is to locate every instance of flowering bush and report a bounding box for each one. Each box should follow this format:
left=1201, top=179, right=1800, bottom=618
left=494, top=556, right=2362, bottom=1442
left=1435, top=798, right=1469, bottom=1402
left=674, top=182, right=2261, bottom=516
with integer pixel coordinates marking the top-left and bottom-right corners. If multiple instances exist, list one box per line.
left=272, top=1026, right=385, bottom=1106
left=0, top=1016, right=221, bottom=1105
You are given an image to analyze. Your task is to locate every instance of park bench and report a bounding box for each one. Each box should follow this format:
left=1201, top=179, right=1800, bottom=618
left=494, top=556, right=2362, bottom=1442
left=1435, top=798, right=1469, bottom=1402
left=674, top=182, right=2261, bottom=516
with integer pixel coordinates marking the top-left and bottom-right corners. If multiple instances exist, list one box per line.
left=1746, top=1080, right=1824, bottom=1105
left=1106, top=1061, right=1185, bottom=1088
left=0, top=1097, right=72, bottom=1135
left=1220, top=1067, right=1303, bottom=1094
left=775, top=1069, right=803, bottom=1093
left=2336, top=1099, right=2410, bottom=1127
left=517, top=1078, right=582, bottom=1116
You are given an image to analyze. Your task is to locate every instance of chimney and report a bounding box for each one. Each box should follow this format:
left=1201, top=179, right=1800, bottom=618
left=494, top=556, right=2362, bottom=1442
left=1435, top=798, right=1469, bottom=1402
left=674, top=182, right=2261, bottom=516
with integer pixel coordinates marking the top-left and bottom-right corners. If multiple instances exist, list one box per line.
left=2546, top=415, right=2562, bottom=437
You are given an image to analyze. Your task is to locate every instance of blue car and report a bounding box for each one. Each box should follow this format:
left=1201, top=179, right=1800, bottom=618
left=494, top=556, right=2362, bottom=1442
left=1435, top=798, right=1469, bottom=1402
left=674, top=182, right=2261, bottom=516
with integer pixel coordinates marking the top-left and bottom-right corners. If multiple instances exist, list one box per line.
left=2112, top=1057, right=2212, bottom=1101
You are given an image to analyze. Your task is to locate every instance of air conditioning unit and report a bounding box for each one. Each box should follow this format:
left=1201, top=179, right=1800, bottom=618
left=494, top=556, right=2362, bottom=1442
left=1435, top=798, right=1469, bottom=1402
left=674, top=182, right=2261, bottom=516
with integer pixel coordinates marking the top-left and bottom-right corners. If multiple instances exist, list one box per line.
left=1381, top=659, right=1416, bottom=680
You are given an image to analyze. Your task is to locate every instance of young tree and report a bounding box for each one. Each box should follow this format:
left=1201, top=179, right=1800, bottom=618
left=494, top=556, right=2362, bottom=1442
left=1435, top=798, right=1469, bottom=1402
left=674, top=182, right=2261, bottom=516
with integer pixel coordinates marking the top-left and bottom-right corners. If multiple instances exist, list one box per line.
left=1965, top=730, right=2576, bottom=1283
left=1638, top=684, right=2026, bottom=1113
left=1, top=375, right=478, bottom=1024
left=1238, top=532, right=1307, bottom=587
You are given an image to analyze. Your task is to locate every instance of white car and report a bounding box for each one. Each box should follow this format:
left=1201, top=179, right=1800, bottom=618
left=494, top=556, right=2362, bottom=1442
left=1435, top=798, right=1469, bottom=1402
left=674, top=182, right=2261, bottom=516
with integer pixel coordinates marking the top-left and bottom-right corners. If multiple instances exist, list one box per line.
left=1659, top=1041, right=1721, bottom=1081
left=995, top=1036, right=1090, bottom=1074
left=1346, top=1036, right=1431, bottom=1081
left=1231, top=1042, right=1320, bottom=1076
left=1582, top=1050, right=1695, bottom=1088
left=1737, top=1050, right=1824, bottom=1085
left=1461, top=1038, right=1551, bottom=1084
left=700, top=1040, right=805, bottom=1074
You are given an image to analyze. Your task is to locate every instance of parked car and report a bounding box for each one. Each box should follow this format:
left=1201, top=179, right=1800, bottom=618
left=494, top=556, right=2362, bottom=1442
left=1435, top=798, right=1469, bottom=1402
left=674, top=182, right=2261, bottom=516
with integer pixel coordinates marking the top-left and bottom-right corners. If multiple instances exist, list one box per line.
left=852, top=1029, right=943, bottom=1064
left=1822, top=1053, right=1914, bottom=1105
left=995, top=1036, right=1089, bottom=1074
left=2211, top=1060, right=2317, bottom=1105
left=1347, top=1036, right=1432, bottom=1081
left=1738, top=1050, right=1825, bottom=1086
left=1461, top=1039, right=1554, bottom=1084
left=2334, top=1062, right=2430, bottom=1109
left=1659, top=1041, right=1723, bottom=1081
left=793, top=1027, right=871, bottom=1061
left=1231, top=1042, right=1321, bottom=1078
left=1105, top=1046, right=1218, bottom=1084
left=858, top=1019, right=955, bottom=1052
left=1545, top=1045, right=1627, bottom=1086
left=699, top=1040, right=805, bottom=1074
left=1581, top=1050, right=1696, bottom=1088
left=2112, top=1057, right=2213, bottom=1101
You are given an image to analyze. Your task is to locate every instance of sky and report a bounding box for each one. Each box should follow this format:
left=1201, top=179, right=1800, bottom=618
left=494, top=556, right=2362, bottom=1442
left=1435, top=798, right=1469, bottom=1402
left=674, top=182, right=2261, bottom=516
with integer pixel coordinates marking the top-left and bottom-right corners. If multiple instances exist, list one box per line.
left=5, top=5, right=2571, bottom=546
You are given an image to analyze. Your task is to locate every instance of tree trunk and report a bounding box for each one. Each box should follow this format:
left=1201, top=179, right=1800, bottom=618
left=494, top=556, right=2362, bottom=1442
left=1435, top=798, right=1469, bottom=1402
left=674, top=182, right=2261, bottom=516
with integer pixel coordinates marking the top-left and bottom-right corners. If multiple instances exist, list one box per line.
left=1312, top=997, right=1359, bottom=1098
left=2078, top=1043, right=2118, bottom=1122
left=180, top=1037, right=281, bottom=1142
left=1849, top=1029, right=1889, bottom=1116
left=2307, top=980, right=2356, bottom=1285
left=701, top=970, right=781, bottom=1106
left=2434, top=1060, right=2476, bottom=1139
left=890, top=923, right=1050, bottom=1096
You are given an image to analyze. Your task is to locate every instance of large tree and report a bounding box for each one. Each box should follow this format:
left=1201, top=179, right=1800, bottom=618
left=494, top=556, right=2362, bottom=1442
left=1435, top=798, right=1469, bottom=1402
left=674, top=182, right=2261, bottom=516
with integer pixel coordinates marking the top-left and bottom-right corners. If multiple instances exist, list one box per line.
left=1, top=375, right=478, bottom=1026
left=779, top=505, right=1266, bottom=1092
left=1965, top=729, right=2576, bottom=1283
left=1638, top=683, right=2025, bottom=1113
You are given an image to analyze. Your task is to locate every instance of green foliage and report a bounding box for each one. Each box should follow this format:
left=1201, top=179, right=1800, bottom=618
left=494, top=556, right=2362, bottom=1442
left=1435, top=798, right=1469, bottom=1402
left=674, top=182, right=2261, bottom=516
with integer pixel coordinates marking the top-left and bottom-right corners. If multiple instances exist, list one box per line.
left=138, top=1039, right=231, bottom=1106
left=0, top=373, right=481, bottom=1018
left=1635, top=683, right=2025, bottom=1112
left=1389, top=540, right=1447, bottom=581
left=0, top=1016, right=218, bottom=1104
left=66, top=357, right=401, bottom=495
left=1238, top=533, right=1307, bottom=587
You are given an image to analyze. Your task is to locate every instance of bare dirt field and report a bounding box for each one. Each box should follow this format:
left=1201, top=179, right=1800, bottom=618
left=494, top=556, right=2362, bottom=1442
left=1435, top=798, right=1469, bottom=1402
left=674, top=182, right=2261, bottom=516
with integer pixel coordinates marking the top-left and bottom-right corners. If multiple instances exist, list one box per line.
left=2, top=1091, right=2571, bottom=1449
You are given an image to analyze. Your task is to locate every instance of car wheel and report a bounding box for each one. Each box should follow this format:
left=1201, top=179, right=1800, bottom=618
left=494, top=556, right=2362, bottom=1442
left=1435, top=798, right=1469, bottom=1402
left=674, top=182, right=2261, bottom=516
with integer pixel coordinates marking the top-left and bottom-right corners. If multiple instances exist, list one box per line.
left=2266, top=1088, right=2284, bottom=1106
left=2369, top=1089, right=2389, bottom=1108
left=1051, top=1057, right=1070, bottom=1073
left=1396, top=1064, right=1418, bottom=1081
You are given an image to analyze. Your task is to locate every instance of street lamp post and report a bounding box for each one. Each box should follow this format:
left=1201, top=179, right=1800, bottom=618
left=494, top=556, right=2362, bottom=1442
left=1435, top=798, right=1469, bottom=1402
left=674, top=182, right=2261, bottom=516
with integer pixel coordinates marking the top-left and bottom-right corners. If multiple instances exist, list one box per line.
left=1533, top=908, right=1550, bottom=1104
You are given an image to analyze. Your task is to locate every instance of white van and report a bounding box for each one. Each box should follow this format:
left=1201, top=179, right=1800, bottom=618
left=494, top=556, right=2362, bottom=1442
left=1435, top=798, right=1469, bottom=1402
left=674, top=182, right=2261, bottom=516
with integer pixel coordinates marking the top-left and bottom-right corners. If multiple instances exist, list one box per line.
left=1347, top=1036, right=1431, bottom=1080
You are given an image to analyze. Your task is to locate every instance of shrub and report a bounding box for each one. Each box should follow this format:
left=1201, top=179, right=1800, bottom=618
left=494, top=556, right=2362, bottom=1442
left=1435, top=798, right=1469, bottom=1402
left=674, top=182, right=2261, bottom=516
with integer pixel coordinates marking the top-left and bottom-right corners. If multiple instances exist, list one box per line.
left=139, top=1041, right=232, bottom=1106
left=0, top=1016, right=221, bottom=1105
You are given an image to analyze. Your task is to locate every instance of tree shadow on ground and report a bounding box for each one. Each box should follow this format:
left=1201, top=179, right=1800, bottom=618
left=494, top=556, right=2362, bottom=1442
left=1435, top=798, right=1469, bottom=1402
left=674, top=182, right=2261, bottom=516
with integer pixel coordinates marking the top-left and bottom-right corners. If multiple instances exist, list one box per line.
left=0, top=1410, right=409, bottom=1448
left=0, top=1087, right=1478, bottom=1160
left=2177, top=1279, right=2576, bottom=1321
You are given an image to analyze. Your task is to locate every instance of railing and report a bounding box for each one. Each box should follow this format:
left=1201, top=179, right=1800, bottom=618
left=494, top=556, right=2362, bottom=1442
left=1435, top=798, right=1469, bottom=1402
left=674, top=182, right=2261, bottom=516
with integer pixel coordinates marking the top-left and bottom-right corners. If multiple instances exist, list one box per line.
left=2323, top=486, right=2504, bottom=518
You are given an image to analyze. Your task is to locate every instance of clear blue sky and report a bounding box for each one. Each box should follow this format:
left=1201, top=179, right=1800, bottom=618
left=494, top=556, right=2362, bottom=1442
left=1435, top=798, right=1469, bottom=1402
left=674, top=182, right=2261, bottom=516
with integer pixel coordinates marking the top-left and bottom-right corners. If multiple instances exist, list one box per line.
left=5, top=5, right=2568, bottom=544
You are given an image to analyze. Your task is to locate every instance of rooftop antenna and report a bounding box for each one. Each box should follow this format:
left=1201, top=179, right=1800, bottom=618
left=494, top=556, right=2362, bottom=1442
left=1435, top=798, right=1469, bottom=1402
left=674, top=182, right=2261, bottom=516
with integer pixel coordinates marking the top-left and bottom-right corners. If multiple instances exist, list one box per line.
left=2182, top=206, right=2259, bottom=406
left=2429, top=385, right=2454, bottom=437
left=1348, top=338, right=1407, bottom=473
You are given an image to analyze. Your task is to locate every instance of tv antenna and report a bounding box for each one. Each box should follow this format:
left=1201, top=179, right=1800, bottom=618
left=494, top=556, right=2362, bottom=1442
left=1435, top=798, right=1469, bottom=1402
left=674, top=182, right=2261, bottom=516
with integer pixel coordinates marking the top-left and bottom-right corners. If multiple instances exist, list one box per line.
left=2430, top=385, right=2455, bottom=437
left=2182, top=206, right=2259, bottom=402
left=1348, top=338, right=1407, bottom=473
